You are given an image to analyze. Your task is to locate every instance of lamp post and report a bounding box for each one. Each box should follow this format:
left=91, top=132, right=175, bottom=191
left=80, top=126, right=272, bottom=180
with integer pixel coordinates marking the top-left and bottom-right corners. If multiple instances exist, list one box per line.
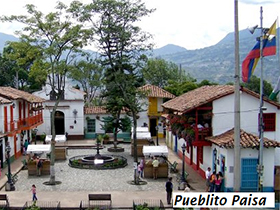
left=5, top=145, right=15, bottom=191
left=247, top=7, right=269, bottom=192
left=155, top=125, right=159, bottom=146
left=181, top=143, right=186, bottom=183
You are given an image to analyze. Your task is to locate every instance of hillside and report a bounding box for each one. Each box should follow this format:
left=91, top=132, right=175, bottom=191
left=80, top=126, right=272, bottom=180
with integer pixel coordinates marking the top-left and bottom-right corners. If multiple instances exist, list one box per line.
left=1, top=29, right=279, bottom=85
left=152, top=28, right=280, bottom=85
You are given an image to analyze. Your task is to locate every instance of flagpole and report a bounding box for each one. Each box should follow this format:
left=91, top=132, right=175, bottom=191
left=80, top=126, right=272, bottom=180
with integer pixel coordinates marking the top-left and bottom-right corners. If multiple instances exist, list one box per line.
left=233, top=0, right=241, bottom=192
left=258, top=6, right=264, bottom=192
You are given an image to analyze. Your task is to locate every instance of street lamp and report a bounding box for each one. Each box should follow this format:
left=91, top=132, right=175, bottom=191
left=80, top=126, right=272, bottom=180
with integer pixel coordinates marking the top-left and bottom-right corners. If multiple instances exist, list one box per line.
left=181, top=143, right=186, bottom=183
left=155, top=125, right=159, bottom=146
left=5, top=145, right=15, bottom=191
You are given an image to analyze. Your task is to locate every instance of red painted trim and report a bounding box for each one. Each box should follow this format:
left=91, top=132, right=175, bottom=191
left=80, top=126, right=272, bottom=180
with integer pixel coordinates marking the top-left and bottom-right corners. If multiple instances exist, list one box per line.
left=4, top=106, right=8, bottom=132
left=23, top=101, right=26, bottom=119
left=192, top=141, right=212, bottom=146
left=19, top=101, right=22, bottom=120
left=177, top=147, right=207, bottom=179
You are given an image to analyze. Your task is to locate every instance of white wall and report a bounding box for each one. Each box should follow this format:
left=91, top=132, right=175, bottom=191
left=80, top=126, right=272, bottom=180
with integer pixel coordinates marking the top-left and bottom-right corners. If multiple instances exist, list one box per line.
left=223, top=147, right=275, bottom=189
left=33, top=79, right=85, bottom=136
left=213, top=91, right=279, bottom=137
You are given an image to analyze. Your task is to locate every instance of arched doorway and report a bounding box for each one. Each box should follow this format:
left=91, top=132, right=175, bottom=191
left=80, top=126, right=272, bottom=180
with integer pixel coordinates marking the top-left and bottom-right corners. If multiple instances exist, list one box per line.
left=54, top=111, right=65, bottom=135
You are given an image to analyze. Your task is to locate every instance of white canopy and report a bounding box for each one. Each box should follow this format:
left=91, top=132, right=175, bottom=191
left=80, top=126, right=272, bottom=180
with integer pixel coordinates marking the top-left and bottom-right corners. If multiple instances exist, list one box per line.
left=142, top=145, right=168, bottom=157
left=131, top=127, right=149, bottom=133
left=45, top=135, right=66, bottom=143
left=26, top=144, right=51, bottom=154
left=131, top=132, right=151, bottom=140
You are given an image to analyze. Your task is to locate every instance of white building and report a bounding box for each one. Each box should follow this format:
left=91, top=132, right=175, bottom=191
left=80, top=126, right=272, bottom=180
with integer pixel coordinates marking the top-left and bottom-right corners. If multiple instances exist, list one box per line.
left=162, top=85, right=280, bottom=192
left=33, top=79, right=85, bottom=140
left=0, top=87, right=44, bottom=166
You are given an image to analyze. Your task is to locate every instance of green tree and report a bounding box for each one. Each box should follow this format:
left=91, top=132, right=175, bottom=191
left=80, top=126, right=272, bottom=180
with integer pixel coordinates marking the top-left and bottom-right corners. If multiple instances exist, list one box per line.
left=0, top=53, right=17, bottom=87
left=3, top=41, right=43, bottom=91
left=1, top=1, right=91, bottom=185
left=142, top=58, right=183, bottom=88
left=79, top=0, right=154, bottom=184
left=164, top=75, right=198, bottom=96
left=68, top=56, right=104, bottom=106
left=241, top=75, right=273, bottom=99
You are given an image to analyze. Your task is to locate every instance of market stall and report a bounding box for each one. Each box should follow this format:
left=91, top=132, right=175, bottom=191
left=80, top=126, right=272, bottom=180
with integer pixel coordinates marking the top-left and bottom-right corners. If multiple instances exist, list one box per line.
left=131, top=128, right=153, bottom=157
left=26, top=145, right=51, bottom=176
left=45, top=135, right=67, bottom=160
left=142, top=145, right=169, bottom=178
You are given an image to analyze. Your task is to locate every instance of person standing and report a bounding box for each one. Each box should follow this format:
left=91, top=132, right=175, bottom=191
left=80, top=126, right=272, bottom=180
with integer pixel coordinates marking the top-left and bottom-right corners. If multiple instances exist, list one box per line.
left=215, top=172, right=223, bottom=192
left=165, top=177, right=173, bottom=205
left=209, top=171, right=216, bottom=192
left=138, top=158, right=145, bottom=178
left=31, top=184, right=37, bottom=201
left=152, top=157, right=159, bottom=179
left=24, top=140, right=29, bottom=155
left=205, top=167, right=211, bottom=192
left=36, top=157, right=43, bottom=176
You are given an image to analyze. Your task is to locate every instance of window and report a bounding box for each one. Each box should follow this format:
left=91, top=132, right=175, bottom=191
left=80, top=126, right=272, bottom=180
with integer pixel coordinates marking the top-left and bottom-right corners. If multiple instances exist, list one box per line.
left=263, top=113, right=276, bottom=131
left=87, top=119, right=96, bottom=132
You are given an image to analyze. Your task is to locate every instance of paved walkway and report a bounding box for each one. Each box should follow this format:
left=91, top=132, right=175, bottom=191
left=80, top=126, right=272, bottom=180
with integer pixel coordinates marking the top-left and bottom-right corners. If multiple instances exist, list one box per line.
left=0, top=138, right=206, bottom=208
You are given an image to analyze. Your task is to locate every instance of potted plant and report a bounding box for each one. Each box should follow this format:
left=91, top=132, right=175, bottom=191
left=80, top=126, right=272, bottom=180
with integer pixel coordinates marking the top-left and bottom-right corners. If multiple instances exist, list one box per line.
left=96, top=134, right=103, bottom=145
left=103, top=134, right=110, bottom=144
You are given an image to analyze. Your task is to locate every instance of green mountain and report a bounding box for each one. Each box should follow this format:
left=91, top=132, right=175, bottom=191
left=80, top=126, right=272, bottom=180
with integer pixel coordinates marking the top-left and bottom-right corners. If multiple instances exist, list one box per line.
left=1, top=29, right=279, bottom=85
left=152, top=28, right=280, bottom=85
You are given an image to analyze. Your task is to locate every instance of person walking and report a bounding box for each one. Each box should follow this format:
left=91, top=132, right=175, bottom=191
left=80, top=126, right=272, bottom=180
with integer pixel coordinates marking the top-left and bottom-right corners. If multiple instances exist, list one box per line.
left=31, top=184, right=38, bottom=201
left=205, top=167, right=211, bottom=192
left=152, top=157, right=159, bottom=179
left=165, top=177, right=173, bottom=205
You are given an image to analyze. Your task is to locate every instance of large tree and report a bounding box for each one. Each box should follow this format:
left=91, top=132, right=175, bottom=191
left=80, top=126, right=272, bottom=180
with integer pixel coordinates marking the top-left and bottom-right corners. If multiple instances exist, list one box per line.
left=1, top=1, right=91, bottom=184
left=0, top=53, right=17, bottom=87
left=142, top=58, right=183, bottom=88
left=241, top=75, right=273, bottom=99
left=77, top=0, right=154, bottom=183
left=3, top=41, right=43, bottom=91
left=68, top=56, right=104, bottom=106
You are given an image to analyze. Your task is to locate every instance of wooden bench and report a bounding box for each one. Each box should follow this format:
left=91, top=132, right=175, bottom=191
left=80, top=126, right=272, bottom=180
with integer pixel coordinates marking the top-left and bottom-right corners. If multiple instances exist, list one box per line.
left=0, top=194, right=9, bottom=208
left=88, top=194, right=112, bottom=209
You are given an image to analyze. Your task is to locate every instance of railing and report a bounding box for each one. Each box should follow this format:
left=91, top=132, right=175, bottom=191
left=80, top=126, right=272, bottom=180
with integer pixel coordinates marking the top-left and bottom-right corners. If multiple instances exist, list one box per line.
left=133, top=199, right=164, bottom=210
left=22, top=201, right=61, bottom=210
left=3, top=113, right=43, bottom=134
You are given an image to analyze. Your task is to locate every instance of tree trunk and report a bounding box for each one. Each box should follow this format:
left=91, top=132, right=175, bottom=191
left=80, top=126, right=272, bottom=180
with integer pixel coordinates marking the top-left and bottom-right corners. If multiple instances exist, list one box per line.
left=49, top=101, right=59, bottom=185
left=132, top=112, right=138, bottom=184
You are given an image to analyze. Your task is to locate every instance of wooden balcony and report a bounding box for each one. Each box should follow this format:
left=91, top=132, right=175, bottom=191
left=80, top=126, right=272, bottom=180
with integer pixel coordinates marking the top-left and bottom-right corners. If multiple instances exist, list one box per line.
left=192, top=128, right=212, bottom=146
left=18, top=113, right=43, bottom=130
left=4, top=113, right=43, bottom=135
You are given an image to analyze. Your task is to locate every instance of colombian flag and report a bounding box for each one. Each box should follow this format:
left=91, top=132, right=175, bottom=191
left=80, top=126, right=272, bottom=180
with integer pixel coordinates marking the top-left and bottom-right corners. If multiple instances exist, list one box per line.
left=242, top=20, right=277, bottom=83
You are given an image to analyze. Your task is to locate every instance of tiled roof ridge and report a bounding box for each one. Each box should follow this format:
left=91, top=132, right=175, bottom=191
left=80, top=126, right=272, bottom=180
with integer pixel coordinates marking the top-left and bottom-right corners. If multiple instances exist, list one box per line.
left=206, top=128, right=280, bottom=148
left=139, top=84, right=175, bottom=99
left=0, top=86, right=45, bottom=103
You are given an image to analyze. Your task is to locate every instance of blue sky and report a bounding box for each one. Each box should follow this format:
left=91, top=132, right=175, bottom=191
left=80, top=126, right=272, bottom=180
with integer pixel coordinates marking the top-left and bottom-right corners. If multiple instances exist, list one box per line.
left=0, top=0, right=279, bottom=50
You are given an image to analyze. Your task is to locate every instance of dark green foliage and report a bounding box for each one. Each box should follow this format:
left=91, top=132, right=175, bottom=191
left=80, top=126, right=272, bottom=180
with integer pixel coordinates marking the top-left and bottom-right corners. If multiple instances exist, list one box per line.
left=241, top=75, right=273, bottom=99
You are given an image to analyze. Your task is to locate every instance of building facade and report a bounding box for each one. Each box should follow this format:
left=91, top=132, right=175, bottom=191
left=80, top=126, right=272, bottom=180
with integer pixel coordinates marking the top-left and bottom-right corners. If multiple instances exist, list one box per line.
left=162, top=85, right=280, bottom=192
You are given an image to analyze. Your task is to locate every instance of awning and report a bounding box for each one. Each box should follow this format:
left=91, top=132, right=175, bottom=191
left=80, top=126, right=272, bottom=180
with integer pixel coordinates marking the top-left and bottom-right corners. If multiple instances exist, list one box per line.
left=142, top=145, right=168, bottom=157
left=45, top=135, right=66, bottom=143
left=131, top=132, right=151, bottom=140
left=27, top=144, right=51, bottom=154
left=131, top=127, right=149, bottom=133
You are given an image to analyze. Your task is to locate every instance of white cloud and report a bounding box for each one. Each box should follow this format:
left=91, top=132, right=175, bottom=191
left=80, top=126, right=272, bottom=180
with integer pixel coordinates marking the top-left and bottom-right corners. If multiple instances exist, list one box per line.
left=0, top=0, right=279, bottom=50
